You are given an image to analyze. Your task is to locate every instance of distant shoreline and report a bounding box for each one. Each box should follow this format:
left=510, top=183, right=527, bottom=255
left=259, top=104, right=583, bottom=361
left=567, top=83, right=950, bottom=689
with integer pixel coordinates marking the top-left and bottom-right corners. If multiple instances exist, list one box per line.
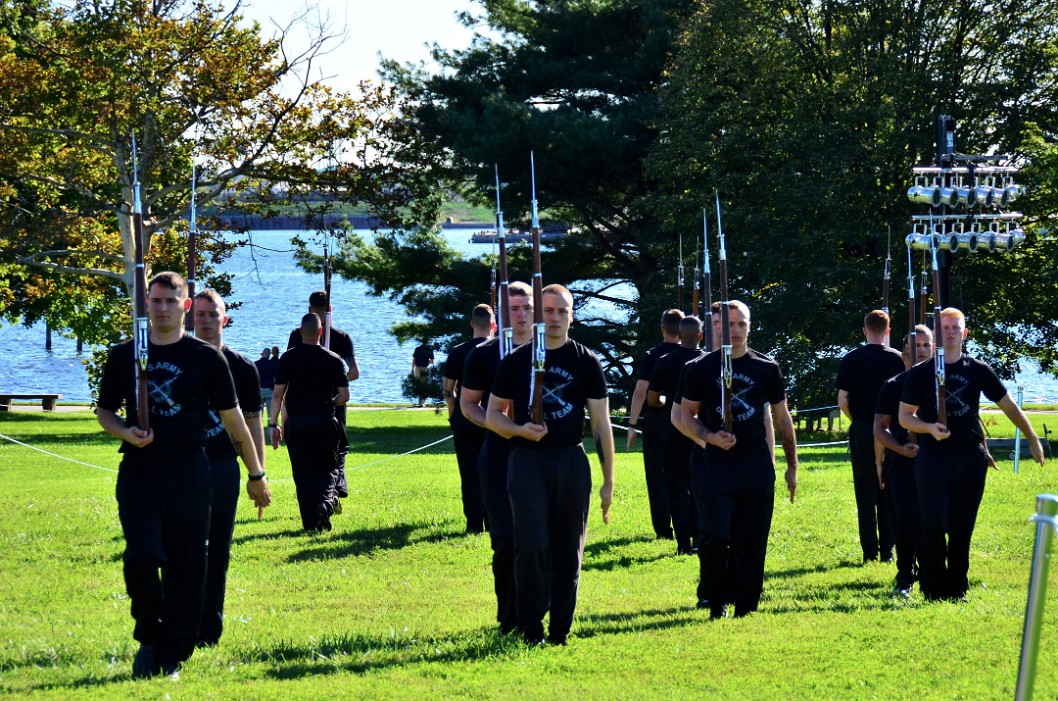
left=217, top=213, right=491, bottom=231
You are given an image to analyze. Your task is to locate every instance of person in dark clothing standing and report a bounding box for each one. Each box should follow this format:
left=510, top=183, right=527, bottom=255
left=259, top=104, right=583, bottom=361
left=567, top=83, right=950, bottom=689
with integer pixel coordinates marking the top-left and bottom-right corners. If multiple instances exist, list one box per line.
left=255, top=348, right=278, bottom=422
left=443, top=303, right=494, bottom=534
left=288, top=290, right=359, bottom=507
left=680, top=300, right=798, bottom=619
left=647, top=315, right=705, bottom=555
left=192, top=289, right=267, bottom=647
left=486, top=284, right=615, bottom=646
left=874, top=324, right=933, bottom=597
left=626, top=309, right=683, bottom=540
left=97, top=272, right=270, bottom=679
left=460, top=282, right=534, bottom=635
left=411, top=338, right=435, bottom=406
left=899, top=307, right=1044, bottom=601
left=836, top=310, right=905, bottom=563
left=272, top=313, right=350, bottom=532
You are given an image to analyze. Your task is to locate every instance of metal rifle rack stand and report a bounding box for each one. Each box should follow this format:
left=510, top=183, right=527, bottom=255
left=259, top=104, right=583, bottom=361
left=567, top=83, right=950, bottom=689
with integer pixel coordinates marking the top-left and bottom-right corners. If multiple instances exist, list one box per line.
left=1015, top=494, right=1058, bottom=701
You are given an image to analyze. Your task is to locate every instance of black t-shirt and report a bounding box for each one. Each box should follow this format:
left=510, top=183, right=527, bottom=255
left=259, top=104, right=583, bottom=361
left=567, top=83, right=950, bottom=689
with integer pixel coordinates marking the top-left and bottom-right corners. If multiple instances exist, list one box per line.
left=682, top=348, right=786, bottom=455
left=490, top=339, right=608, bottom=449
left=413, top=343, right=434, bottom=368
left=649, top=346, right=706, bottom=413
left=835, top=344, right=905, bottom=423
left=462, top=338, right=506, bottom=449
left=637, top=341, right=679, bottom=415
left=98, top=335, right=238, bottom=457
left=445, top=336, right=489, bottom=426
left=255, top=357, right=278, bottom=389
left=900, top=354, right=1007, bottom=446
left=875, top=370, right=910, bottom=445
left=287, top=325, right=355, bottom=372
left=275, top=344, right=350, bottom=417
left=205, top=346, right=262, bottom=457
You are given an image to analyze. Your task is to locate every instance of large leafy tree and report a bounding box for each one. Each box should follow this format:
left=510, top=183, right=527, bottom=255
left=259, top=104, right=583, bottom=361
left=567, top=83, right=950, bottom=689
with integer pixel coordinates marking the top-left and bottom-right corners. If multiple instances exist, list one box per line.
left=330, top=0, right=695, bottom=395
left=650, top=0, right=1058, bottom=406
left=0, top=0, right=421, bottom=349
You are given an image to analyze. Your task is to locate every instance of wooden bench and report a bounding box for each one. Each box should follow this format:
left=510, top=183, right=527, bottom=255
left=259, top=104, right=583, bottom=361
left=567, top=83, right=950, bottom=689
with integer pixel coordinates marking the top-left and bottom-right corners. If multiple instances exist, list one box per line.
left=0, top=393, right=64, bottom=411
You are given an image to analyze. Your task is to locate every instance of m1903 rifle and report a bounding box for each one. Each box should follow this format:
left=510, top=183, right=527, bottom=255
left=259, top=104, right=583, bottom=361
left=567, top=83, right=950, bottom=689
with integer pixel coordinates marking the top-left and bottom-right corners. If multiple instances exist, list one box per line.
left=323, top=236, right=332, bottom=350
left=529, top=153, right=545, bottom=424
left=881, top=226, right=891, bottom=315
left=906, top=244, right=918, bottom=444
left=494, top=165, right=512, bottom=358
left=677, top=235, right=685, bottom=313
left=131, top=133, right=150, bottom=430
left=184, top=165, right=198, bottom=332
left=930, top=230, right=947, bottom=425
left=919, top=250, right=928, bottom=326
left=716, top=193, right=733, bottom=433
left=702, top=209, right=714, bottom=353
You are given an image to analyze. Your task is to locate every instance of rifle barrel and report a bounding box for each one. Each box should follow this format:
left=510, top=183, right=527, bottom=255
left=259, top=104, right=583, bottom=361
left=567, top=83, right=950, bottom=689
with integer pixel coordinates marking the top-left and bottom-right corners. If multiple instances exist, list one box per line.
left=716, top=193, right=732, bottom=433
left=930, top=234, right=946, bottom=425
left=703, top=209, right=713, bottom=353
left=185, top=165, right=197, bottom=331
left=495, top=165, right=512, bottom=358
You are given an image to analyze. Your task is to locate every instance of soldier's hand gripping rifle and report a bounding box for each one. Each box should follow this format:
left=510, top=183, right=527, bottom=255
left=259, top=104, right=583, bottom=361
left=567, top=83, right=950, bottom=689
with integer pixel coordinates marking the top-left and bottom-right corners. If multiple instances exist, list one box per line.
left=702, top=209, right=714, bottom=353
left=184, top=166, right=199, bottom=331
left=716, top=193, right=733, bottom=433
left=131, top=134, right=150, bottom=430
left=930, top=228, right=947, bottom=426
left=529, top=153, right=545, bottom=424
left=495, top=166, right=513, bottom=358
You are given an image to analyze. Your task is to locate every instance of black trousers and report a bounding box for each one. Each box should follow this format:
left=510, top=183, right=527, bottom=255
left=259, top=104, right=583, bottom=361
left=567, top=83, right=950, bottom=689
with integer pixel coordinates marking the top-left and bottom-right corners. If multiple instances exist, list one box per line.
left=660, top=419, right=697, bottom=552
left=508, top=444, right=591, bottom=642
left=914, top=442, right=988, bottom=599
left=199, top=454, right=240, bottom=646
left=884, top=454, right=920, bottom=588
left=642, top=411, right=673, bottom=538
left=334, top=405, right=349, bottom=498
left=849, top=421, right=894, bottom=561
left=451, top=418, right=488, bottom=533
left=285, top=414, right=343, bottom=530
left=696, top=445, right=775, bottom=616
left=478, top=437, right=517, bottom=631
left=116, top=451, right=211, bottom=667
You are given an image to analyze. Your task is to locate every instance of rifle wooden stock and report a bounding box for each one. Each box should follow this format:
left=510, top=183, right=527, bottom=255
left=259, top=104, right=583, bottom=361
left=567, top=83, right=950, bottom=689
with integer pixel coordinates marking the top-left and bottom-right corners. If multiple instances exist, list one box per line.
left=530, top=153, right=545, bottom=424
left=716, top=194, right=732, bottom=433
left=131, top=134, right=150, bottom=430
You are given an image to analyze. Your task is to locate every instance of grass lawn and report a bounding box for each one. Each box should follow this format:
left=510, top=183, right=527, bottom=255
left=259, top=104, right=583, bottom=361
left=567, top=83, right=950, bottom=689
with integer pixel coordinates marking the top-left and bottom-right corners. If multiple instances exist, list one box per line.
left=0, top=407, right=1055, bottom=700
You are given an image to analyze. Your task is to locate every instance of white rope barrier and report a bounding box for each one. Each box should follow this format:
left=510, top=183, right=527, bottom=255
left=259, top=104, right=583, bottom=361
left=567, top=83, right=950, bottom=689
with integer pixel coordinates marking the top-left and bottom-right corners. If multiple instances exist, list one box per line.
left=0, top=432, right=117, bottom=473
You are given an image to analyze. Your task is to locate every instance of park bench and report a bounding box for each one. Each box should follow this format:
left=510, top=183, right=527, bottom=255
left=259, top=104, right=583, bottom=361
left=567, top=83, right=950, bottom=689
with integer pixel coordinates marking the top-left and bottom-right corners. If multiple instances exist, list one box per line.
left=0, top=393, right=64, bottom=411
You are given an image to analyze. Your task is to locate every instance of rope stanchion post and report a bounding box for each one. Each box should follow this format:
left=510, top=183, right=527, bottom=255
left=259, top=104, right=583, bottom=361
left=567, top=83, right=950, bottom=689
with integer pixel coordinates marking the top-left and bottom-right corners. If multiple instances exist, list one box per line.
left=1015, top=493, right=1058, bottom=701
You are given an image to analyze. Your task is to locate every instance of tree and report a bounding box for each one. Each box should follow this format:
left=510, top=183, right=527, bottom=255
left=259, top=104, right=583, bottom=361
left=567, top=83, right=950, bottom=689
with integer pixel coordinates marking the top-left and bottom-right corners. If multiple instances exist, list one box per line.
left=649, top=0, right=1058, bottom=407
left=0, top=0, right=424, bottom=351
left=328, top=0, right=696, bottom=397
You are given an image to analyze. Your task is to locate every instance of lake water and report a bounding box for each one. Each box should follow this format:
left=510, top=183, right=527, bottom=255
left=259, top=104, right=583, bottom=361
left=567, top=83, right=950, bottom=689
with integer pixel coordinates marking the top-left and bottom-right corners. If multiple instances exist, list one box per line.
left=2, top=228, right=1057, bottom=405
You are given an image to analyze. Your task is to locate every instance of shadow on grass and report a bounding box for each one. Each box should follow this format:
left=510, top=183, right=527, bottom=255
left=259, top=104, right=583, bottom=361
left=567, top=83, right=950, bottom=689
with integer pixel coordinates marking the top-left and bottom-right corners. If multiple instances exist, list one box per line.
left=581, top=534, right=672, bottom=571
left=281, top=522, right=465, bottom=562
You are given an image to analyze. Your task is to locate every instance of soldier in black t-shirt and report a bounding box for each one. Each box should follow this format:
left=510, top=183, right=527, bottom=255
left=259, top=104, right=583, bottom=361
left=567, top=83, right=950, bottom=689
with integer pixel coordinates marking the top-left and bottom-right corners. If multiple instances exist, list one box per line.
left=626, top=309, right=683, bottom=539
left=486, top=284, right=615, bottom=645
left=192, top=289, right=266, bottom=647
left=679, top=301, right=798, bottom=619
left=899, top=308, right=1044, bottom=601
left=272, top=313, right=350, bottom=532
left=461, top=282, right=534, bottom=635
left=287, top=290, right=359, bottom=505
left=835, top=310, right=905, bottom=563
left=648, top=316, right=705, bottom=555
left=97, top=273, right=269, bottom=679
left=873, top=324, right=934, bottom=597
left=443, top=303, right=494, bottom=534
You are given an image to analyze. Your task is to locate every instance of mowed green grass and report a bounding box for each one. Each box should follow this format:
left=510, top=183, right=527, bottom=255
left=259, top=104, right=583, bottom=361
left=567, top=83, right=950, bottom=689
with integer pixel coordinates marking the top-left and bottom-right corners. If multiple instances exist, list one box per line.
left=0, top=407, right=1056, bottom=700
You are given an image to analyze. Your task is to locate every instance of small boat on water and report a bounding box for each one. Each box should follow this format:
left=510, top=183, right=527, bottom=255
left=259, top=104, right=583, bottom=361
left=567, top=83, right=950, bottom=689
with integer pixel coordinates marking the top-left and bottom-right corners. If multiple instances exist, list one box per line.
left=470, top=227, right=568, bottom=244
